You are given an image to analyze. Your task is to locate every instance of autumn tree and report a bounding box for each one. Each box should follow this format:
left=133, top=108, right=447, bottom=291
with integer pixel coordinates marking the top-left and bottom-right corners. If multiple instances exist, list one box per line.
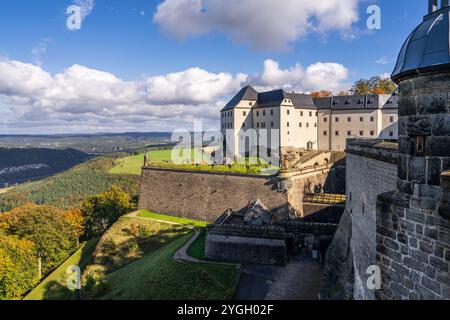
left=81, top=185, right=134, bottom=238
left=350, top=76, right=397, bottom=95
left=311, top=90, right=333, bottom=98
left=65, top=208, right=85, bottom=247
left=1, top=204, right=77, bottom=273
left=0, top=235, right=38, bottom=300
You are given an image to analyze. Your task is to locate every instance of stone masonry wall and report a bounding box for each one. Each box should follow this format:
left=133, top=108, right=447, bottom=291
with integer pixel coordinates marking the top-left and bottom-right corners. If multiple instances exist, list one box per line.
left=346, top=140, right=398, bottom=299
left=138, top=168, right=288, bottom=222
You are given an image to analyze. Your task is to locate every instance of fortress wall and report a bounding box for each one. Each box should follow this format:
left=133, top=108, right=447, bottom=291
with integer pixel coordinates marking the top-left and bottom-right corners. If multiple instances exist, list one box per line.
left=138, top=168, right=288, bottom=222
left=322, top=140, right=398, bottom=300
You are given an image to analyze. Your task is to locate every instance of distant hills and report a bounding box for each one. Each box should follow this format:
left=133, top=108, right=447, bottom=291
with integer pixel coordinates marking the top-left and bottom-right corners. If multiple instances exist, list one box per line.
left=0, top=148, right=91, bottom=186
left=0, top=132, right=173, bottom=154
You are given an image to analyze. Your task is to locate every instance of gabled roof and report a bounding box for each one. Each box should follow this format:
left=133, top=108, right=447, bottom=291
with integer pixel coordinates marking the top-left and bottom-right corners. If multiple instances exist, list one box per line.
left=221, top=85, right=258, bottom=111
left=257, top=89, right=316, bottom=109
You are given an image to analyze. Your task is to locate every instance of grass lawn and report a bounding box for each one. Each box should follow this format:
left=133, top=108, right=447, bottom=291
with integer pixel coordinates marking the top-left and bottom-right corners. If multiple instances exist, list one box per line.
left=136, top=209, right=209, bottom=228
left=24, top=238, right=99, bottom=300
left=109, top=148, right=277, bottom=176
left=187, top=228, right=207, bottom=261
left=101, top=233, right=237, bottom=300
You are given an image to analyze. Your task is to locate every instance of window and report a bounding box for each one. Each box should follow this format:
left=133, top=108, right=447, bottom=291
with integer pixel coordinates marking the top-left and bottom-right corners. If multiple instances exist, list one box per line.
left=370, top=116, right=374, bottom=122
left=323, top=131, right=327, bottom=136
left=300, top=111, right=304, bottom=116
left=306, top=123, right=309, bottom=128
left=257, top=122, right=260, bottom=128
left=390, top=116, right=395, bottom=123
left=309, top=111, right=313, bottom=117
left=359, top=131, right=364, bottom=136
left=263, top=110, right=266, bottom=116
left=271, top=122, right=274, bottom=128
left=324, top=117, right=328, bottom=123
left=335, top=117, right=339, bottom=122
left=389, top=131, right=394, bottom=137
left=287, top=109, right=290, bottom=115
left=256, top=111, right=259, bottom=117
left=287, top=131, right=290, bottom=135
left=299, top=122, right=302, bottom=128
left=261, top=122, right=266, bottom=128
left=287, top=122, right=290, bottom=128
left=230, top=111, right=233, bottom=117
left=347, top=131, right=352, bottom=136
left=370, top=131, right=374, bottom=136
left=347, top=117, right=352, bottom=122
left=249, top=102, right=252, bottom=106
left=335, top=131, right=339, bottom=136
left=270, top=109, right=274, bottom=116
left=316, top=112, right=318, bottom=116
left=360, top=117, right=364, bottom=122
left=243, top=111, right=246, bottom=116
left=314, top=123, right=317, bottom=128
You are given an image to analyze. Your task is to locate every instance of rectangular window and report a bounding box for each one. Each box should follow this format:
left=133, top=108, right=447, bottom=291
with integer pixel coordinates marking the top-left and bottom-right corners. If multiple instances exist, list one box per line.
left=243, top=111, right=246, bottom=116
left=370, top=131, right=374, bottom=136
left=335, top=131, right=339, bottom=136
left=360, top=117, right=364, bottom=122
left=263, top=110, right=266, bottom=116
left=309, top=111, right=313, bottom=117
left=271, top=109, right=274, bottom=116
left=323, top=131, right=327, bottom=136
left=347, top=131, right=352, bottom=136
left=389, top=131, right=394, bottom=137
left=347, top=117, right=352, bottom=122
left=390, top=116, right=395, bottom=123
left=306, top=123, right=309, bottom=128
left=300, top=111, right=304, bottom=116
left=335, top=117, right=339, bottom=122
left=271, top=122, right=274, bottom=128
left=262, top=122, right=266, bottom=128
left=324, top=117, right=328, bottom=123
left=287, top=122, right=290, bottom=128
left=314, top=123, right=317, bottom=128
left=299, top=122, right=302, bottom=128
left=370, top=116, right=374, bottom=122
left=256, top=111, right=259, bottom=116
left=257, top=122, right=260, bottom=128
left=359, top=131, right=364, bottom=136
left=287, top=109, right=290, bottom=115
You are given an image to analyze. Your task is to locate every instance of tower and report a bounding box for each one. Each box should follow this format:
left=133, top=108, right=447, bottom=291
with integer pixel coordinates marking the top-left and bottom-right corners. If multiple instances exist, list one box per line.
left=375, top=0, right=450, bottom=300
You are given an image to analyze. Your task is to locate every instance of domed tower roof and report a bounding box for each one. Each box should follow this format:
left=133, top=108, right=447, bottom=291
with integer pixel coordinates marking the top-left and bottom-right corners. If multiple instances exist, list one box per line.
left=391, top=1, right=450, bottom=82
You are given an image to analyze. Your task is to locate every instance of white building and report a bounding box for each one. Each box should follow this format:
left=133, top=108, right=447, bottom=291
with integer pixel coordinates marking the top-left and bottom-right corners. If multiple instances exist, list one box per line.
left=220, top=86, right=398, bottom=157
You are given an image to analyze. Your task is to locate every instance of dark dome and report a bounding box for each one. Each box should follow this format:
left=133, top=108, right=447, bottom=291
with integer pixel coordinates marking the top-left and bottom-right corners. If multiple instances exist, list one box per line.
left=391, top=7, right=450, bottom=82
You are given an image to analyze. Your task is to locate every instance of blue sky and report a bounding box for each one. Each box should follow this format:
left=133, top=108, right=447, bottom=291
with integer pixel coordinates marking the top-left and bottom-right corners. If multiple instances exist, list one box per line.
left=0, top=0, right=426, bottom=133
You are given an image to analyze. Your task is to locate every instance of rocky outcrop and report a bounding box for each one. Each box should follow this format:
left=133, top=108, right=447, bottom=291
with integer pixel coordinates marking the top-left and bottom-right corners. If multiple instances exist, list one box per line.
left=320, top=209, right=354, bottom=300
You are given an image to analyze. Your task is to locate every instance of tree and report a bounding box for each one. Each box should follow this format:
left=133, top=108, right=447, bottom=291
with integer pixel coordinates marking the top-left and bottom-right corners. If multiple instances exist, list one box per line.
left=311, top=90, right=333, bottom=98
left=0, top=235, right=38, bottom=300
left=350, top=76, right=397, bottom=95
left=1, top=204, right=77, bottom=273
left=337, top=91, right=350, bottom=96
left=81, top=185, right=134, bottom=238
left=65, top=208, right=85, bottom=246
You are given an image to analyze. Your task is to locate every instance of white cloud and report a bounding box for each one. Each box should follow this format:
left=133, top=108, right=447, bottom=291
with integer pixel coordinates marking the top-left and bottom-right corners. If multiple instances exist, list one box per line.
left=74, top=0, right=95, bottom=20
left=376, top=56, right=390, bottom=65
left=31, top=39, right=51, bottom=66
left=0, top=57, right=350, bottom=133
left=250, top=59, right=349, bottom=93
left=154, top=0, right=360, bottom=50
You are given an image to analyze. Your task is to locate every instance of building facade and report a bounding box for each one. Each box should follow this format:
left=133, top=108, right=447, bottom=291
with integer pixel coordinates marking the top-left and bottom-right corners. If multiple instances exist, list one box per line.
left=220, top=86, right=399, bottom=157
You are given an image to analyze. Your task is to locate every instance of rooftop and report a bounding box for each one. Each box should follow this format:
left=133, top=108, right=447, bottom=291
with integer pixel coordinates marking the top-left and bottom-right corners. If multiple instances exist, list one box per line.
left=392, top=3, right=450, bottom=82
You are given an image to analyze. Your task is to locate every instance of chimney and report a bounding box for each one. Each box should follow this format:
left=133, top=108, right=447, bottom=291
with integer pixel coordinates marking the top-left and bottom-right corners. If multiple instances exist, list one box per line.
left=429, top=0, right=438, bottom=13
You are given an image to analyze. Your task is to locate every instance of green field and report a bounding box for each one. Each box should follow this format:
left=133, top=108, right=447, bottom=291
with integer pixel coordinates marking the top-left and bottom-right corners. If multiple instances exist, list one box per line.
left=24, top=238, right=99, bottom=300
left=101, top=233, right=236, bottom=300
left=83, top=212, right=236, bottom=300
left=109, top=148, right=276, bottom=176
left=137, top=210, right=209, bottom=228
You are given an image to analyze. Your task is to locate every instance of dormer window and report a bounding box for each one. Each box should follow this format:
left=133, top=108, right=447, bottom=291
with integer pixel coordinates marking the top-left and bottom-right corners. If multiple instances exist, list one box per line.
left=345, top=99, right=351, bottom=105
left=249, top=102, right=252, bottom=106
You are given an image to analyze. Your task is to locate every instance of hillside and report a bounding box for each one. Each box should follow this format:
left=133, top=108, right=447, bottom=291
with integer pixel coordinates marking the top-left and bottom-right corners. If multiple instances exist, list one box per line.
left=0, top=157, right=140, bottom=212
left=0, top=148, right=91, bottom=186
